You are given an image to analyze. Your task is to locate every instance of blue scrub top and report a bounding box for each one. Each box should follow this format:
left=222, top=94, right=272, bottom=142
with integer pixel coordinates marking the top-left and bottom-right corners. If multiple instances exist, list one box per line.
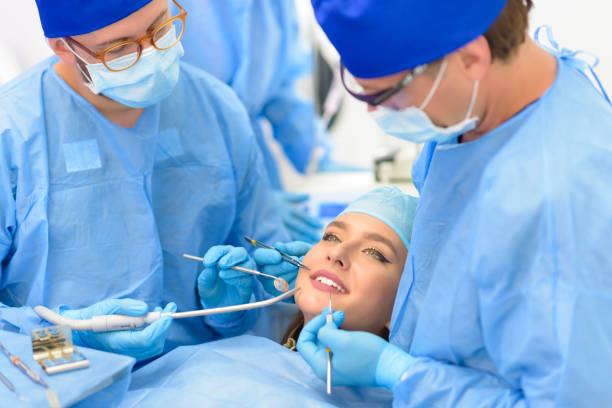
left=178, top=0, right=317, bottom=188
left=389, top=53, right=612, bottom=406
left=0, top=57, right=289, bottom=352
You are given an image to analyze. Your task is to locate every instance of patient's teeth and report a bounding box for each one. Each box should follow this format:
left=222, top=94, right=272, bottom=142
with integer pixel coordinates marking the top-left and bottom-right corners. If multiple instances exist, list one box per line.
left=315, top=276, right=346, bottom=293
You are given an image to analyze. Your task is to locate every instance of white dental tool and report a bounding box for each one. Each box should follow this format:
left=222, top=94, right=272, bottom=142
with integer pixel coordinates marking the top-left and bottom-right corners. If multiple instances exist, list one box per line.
left=34, top=287, right=300, bottom=333
left=326, top=293, right=333, bottom=395
left=182, top=253, right=290, bottom=293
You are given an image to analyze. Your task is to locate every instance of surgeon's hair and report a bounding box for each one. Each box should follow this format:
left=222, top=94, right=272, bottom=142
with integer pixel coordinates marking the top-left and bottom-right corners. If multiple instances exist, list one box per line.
left=484, top=0, right=534, bottom=61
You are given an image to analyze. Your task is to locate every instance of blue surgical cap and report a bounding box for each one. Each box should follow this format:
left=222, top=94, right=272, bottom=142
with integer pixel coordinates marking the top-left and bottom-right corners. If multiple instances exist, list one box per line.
left=312, top=0, right=507, bottom=78
left=339, top=187, right=418, bottom=250
left=35, top=0, right=153, bottom=38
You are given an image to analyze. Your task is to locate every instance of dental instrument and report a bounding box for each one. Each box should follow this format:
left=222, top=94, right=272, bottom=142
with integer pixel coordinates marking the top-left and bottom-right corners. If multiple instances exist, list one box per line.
left=244, top=236, right=311, bottom=270
left=326, top=293, right=333, bottom=395
left=31, top=326, right=89, bottom=375
left=0, top=341, right=60, bottom=408
left=182, top=253, right=290, bottom=292
left=34, top=288, right=300, bottom=333
left=0, top=370, right=26, bottom=401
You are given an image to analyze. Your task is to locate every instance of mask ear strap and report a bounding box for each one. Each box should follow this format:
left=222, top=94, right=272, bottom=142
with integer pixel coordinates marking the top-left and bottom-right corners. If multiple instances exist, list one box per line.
left=419, top=58, right=448, bottom=110
left=465, top=80, right=480, bottom=119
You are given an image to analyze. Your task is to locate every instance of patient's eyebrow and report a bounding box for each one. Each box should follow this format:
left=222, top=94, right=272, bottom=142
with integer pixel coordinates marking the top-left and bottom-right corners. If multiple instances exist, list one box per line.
left=327, top=220, right=347, bottom=230
left=327, top=221, right=398, bottom=258
left=363, top=232, right=398, bottom=258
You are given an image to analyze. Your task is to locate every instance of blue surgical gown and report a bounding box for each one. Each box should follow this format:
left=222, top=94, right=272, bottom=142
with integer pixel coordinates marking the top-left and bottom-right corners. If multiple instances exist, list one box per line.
left=179, top=0, right=317, bottom=188
left=389, top=54, right=612, bottom=406
left=0, top=57, right=289, bottom=352
left=120, top=335, right=392, bottom=407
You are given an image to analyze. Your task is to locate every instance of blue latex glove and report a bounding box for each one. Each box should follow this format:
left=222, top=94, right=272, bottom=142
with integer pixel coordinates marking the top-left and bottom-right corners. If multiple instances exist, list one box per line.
left=198, top=245, right=255, bottom=323
left=298, top=309, right=414, bottom=390
left=253, top=241, right=312, bottom=296
left=61, top=299, right=176, bottom=361
left=275, top=191, right=323, bottom=243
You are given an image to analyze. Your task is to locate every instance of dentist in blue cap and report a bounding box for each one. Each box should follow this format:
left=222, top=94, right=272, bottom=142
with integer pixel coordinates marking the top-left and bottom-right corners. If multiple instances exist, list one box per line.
left=0, top=0, right=289, bottom=362
left=292, top=0, right=612, bottom=406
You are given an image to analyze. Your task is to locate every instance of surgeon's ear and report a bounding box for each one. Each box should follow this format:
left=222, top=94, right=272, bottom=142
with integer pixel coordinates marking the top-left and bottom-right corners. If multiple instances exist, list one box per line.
left=47, top=38, right=78, bottom=64
left=455, top=36, right=492, bottom=82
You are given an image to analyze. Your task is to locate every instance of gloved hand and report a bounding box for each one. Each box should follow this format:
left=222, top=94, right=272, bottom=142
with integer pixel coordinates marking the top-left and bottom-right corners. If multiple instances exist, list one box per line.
left=61, top=299, right=176, bottom=361
left=198, top=245, right=255, bottom=323
left=297, top=309, right=414, bottom=390
left=274, top=191, right=323, bottom=243
left=253, top=241, right=312, bottom=296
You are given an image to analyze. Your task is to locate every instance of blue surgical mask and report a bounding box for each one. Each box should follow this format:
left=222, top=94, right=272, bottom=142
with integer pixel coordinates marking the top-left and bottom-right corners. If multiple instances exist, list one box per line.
left=370, top=59, right=480, bottom=144
left=64, top=29, right=183, bottom=108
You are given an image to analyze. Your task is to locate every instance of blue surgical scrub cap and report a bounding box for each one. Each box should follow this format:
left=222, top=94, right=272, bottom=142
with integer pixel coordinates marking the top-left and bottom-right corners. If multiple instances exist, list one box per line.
left=339, top=187, right=418, bottom=250
left=35, top=0, right=153, bottom=38
left=312, top=0, right=507, bottom=78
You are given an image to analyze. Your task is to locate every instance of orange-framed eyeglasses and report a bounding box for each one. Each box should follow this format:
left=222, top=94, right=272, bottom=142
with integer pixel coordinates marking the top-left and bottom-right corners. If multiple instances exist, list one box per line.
left=65, top=0, right=187, bottom=72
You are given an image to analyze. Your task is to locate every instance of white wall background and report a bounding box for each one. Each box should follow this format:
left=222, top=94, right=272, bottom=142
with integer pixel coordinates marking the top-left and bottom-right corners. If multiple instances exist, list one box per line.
left=0, top=2, right=51, bottom=83
left=530, top=0, right=611, bottom=91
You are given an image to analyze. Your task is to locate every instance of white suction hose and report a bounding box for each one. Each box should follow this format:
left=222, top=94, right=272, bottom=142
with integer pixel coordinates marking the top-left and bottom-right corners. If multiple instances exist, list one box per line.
left=34, top=287, right=300, bottom=332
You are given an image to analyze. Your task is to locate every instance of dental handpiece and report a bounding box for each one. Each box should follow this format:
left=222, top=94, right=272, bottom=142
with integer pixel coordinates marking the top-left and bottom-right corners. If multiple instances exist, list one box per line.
left=182, top=253, right=290, bottom=292
left=34, top=287, right=300, bottom=333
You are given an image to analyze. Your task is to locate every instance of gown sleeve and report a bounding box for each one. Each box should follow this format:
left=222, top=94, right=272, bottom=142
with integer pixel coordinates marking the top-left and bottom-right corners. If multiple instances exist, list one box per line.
left=0, top=123, right=51, bottom=334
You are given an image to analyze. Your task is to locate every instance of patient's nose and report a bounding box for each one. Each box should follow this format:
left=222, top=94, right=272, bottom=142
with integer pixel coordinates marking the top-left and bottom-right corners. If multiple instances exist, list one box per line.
left=327, top=244, right=349, bottom=270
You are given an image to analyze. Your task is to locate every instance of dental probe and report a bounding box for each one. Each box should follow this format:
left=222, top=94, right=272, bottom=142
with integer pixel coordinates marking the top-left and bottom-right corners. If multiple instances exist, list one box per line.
left=0, top=370, right=26, bottom=401
left=0, top=342, right=60, bottom=408
left=244, top=236, right=311, bottom=271
left=326, top=293, right=333, bottom=395
left=182, top=254, right=290, bottom=292
left=34, top=287, right=300, bottom=333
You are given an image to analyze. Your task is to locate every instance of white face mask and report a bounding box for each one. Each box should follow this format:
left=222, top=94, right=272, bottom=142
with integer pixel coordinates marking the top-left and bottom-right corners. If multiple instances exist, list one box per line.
left=370, top=59, right=480, bottom=144
left=62, top=28, right=183, bottom=108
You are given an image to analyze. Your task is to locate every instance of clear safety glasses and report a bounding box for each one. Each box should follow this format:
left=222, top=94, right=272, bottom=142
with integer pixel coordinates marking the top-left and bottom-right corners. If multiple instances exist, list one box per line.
left=340, top=61, right=427, bottom=106
left=64, top=0, right=187, bottom=72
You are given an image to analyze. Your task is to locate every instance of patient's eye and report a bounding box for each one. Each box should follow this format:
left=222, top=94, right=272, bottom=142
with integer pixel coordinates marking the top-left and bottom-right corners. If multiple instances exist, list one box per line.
left=322, top=232, right=341, bottom=243
left=364, top=248, right=390, bottom=263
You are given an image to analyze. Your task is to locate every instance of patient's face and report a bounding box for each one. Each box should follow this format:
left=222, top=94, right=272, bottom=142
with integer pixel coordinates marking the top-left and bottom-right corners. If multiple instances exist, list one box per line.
left=295, top=212, right=408, bottom=335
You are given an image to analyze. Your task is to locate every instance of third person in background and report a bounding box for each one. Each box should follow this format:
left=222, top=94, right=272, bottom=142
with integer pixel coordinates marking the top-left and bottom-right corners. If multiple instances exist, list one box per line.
left=179, top=0, right=326, bottom=242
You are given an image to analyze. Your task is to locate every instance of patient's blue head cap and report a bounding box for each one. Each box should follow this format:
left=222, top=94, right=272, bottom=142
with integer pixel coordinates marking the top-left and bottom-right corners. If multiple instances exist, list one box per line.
left=35, top=0, right=153, bottom=38
left=311, top=0, right=507, bottom=78
left=339, top=187, right=418, bottom=250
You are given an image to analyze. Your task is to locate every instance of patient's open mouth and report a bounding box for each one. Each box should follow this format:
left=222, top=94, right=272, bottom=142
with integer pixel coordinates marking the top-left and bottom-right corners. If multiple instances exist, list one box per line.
left=310, top=270, right=349, bottom=294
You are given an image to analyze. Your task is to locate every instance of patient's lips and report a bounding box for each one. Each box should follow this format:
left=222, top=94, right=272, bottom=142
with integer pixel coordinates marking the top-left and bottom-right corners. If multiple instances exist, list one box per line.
left=310, top=270, right=349, bottom=295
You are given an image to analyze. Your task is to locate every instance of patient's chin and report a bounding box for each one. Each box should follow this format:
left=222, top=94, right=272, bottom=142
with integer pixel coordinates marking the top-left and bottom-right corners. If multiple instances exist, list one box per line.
left=295, top=290, right=327, bottom=321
